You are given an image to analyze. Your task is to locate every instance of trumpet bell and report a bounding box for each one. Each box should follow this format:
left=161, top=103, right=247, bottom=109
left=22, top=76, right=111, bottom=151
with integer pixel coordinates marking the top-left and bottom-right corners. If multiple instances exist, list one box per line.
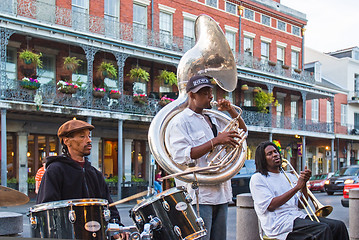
left=315, top=205, right=333, bottom=217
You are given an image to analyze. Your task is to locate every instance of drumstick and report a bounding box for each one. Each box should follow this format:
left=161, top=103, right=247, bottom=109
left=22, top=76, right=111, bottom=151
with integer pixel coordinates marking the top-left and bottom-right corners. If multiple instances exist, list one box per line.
left=109, top=190, right=151, bottom=207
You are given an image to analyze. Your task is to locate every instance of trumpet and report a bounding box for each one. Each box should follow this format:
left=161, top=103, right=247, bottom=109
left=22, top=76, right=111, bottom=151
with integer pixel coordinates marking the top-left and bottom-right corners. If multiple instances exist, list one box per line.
left=281, top=159, right=333, bottom=222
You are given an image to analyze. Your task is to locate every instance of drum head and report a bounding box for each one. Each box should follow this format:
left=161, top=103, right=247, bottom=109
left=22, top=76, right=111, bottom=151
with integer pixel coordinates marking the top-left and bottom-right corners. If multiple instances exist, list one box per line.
left=30, top=198, right=108, bottom=212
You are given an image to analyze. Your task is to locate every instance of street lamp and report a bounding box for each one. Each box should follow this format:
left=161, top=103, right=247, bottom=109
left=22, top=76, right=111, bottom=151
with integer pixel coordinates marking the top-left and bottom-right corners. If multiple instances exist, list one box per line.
left=238, top=5, right=245, bottom=55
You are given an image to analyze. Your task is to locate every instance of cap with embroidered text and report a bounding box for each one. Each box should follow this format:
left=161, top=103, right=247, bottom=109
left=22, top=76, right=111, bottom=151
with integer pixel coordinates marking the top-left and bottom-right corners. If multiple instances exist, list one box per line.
left=186, top=75, right=213, bottom=93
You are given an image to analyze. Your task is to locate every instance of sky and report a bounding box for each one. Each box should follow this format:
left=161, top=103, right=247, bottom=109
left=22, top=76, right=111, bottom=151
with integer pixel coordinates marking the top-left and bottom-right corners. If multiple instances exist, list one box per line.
left=280, top=0, right=359, bottom=53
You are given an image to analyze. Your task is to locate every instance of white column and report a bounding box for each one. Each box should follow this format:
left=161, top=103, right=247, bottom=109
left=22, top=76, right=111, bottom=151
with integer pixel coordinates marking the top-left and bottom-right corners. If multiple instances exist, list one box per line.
left=123, top=139, right=133, bottom=182
left=18, top=132, right=28, bottom=195
left=1, top=109, right=7, bottom=187
left=90, top=137, right=100, bottom=170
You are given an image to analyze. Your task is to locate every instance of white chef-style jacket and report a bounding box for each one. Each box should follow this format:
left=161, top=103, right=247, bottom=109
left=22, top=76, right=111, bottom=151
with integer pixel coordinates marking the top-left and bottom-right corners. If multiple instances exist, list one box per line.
left=166, top=108, right=232, bottom=205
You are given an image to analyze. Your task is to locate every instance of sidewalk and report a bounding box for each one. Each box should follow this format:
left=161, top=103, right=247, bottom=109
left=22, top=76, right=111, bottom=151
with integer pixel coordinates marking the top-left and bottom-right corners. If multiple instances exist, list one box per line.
left=0, top=197, right=137, bottom=239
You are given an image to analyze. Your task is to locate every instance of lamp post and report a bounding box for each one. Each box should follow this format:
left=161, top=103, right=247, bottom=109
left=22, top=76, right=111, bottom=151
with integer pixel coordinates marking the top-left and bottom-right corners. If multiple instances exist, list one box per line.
left=238, top=5, right=245, bottom=55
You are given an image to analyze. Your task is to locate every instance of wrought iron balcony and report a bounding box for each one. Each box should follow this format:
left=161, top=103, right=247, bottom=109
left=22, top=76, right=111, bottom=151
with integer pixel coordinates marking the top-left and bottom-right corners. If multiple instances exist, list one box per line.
left=2, top=78, right=162, bottom=116
left=0, top=0, right=314, bottom=85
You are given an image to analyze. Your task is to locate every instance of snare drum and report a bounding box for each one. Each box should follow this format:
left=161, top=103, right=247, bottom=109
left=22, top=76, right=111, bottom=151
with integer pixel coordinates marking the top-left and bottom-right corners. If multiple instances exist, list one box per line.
left=29, top=199, right=110, bottom=239
left=130, top=187, right=206, bottom=240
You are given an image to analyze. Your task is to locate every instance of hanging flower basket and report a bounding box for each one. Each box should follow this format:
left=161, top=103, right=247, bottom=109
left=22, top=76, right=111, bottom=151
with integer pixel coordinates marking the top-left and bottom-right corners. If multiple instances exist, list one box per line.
left=268, top=61, right=276, bottom=67
left=282, top=64, right=290, bottom=70
left=57, top=80, right=79, bottom=94
left=294, top=68, right=302, bottom=74
left=109, top=90, right=121, bottom=99
left=253, top=87, right=261, bottom=93
left=158, top=95, right=174, bottom=107
left=133, top=94, right=148, bottom=105
left=20, top=77, right=40, bottom=90
left=241, top=84, right=249, bottom=91
left=93, top=88, right=106, bottom=98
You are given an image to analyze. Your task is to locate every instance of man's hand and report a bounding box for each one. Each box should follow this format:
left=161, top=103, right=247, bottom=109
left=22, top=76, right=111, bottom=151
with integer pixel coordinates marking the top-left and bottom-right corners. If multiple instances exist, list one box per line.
left=214, top=130, right=242, bottom=148
left=216, top=99, right=233, bottom=112
left=296, top=166, right=311, bottom=191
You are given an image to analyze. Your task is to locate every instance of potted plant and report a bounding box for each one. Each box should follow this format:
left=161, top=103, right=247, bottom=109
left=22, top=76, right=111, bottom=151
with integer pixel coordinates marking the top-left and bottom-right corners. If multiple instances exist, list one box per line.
left=20, top=77, right=41, bottom=90
left=157, top=70, right=177, bottom=85
left=63, top=56, right=82, bottom=72
left=241, top=84, right=249, bottom=91
left=254, top=88, right=278, bottom=113
left=128, top=67, right=150, bottom=82
left=158, top=95, right=174, bottom=107
left=268, top=60, right=276, bottom=67
left=19, top=50, right=43, bottom=68
left=133, top=93, right=148, bottom=105
left=294, top=68, right=302, bottom=74
left=93, top=87, right=106, bottom=98
left=97, top=61, right=118, bottom=79
left=57, top=80, right=79, bottom=94
left=109, top=90, right=121, bottom=99
left=282, top=64, right=290, bottom=70
left=253, top=86, right=261, bottom=93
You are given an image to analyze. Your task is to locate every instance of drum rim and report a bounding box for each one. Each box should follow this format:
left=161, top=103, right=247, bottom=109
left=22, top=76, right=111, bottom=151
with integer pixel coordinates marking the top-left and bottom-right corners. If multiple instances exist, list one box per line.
left=30, top=198, right=108, bottom=212
left=131, top=187, right=184, bottom=211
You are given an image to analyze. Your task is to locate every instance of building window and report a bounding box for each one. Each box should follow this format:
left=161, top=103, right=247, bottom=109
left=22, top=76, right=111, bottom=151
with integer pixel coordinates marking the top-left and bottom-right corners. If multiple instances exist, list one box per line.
left=244, top=37, right=253, bottom=56
left=277, top=20, right=286, bottom=31
left=291, top=50, right=299, bottom=69
left=341, top=104, right=347, bottom=126
left=291, top=100, right=298, bottom=121
left=183, top=18, right=195, bottom=51
left=261, top=41, right=269, bottom=62
left=159, top=11, right=172, bottom=47
left=226, top=31, right=236, bottom=52
left=355, top=74, right=359, bottom=95
left=243, top=91, right=253, bottom=106
left=276, top=97, right=284, bottom=127
left=262, top=15, right=270, bottom=26
left=104, top=0, right=119, bottom=37
left=206, top=0, right=217, bottom=8
left=312, top=99, right=319, bottom=123
left=277, top=47, right=285, bottom=65
left=292, top=26, right=300, bottom=36
left=355, top=113, right=359, bottom=129
left=6, top=47, right=17, bottom=81
left=225, top=2, right=237, bottom=14
left=327, top=100, right=332, bottom=123
left=72, top=58, right=87, bottom=86
left=244, top=8, right=254, bottom=20
left=37, top=54, right=55, bottom=84
left=72, top=0, right=89, bottom=31
left=133, top=4, right=147, bottom=45
left=72, top=0, right=88, bottom=12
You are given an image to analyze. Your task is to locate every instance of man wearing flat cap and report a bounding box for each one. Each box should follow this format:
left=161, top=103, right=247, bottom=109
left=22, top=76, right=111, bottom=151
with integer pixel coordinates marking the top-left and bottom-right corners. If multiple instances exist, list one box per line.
left=167, top=75, right=247, bottom=240
left=37, top=119, right=127, bottom=239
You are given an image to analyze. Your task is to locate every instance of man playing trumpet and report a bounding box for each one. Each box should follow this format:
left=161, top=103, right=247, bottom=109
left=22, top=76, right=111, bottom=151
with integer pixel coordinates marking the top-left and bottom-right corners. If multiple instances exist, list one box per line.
left=167, top=75, right=247, bottom=240
left=250, top=141, right=348, bottom=240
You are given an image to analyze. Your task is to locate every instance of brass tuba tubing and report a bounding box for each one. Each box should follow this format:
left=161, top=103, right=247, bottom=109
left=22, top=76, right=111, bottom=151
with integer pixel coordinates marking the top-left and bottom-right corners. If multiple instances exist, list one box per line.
left=282, top=159, right=333, bottom=219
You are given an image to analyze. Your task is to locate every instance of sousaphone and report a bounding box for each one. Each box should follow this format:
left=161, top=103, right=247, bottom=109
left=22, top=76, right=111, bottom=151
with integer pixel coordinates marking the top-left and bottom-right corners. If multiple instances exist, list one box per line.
left=148, top=15, right=247, bottom=184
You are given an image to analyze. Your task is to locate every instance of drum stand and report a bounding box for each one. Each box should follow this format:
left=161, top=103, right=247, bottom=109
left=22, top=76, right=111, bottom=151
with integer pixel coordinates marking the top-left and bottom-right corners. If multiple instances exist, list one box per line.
left=191, top=173, right=205, bottom=232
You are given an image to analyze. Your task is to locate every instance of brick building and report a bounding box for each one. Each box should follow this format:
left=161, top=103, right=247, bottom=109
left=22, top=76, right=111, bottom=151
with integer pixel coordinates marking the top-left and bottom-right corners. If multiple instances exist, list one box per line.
left=0, top=0, right=346, bottom=196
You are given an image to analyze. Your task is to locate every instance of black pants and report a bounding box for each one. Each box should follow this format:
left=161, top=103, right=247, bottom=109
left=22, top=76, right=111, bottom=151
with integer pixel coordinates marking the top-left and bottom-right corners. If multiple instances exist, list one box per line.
left=286, top=216, right=349, bottom=240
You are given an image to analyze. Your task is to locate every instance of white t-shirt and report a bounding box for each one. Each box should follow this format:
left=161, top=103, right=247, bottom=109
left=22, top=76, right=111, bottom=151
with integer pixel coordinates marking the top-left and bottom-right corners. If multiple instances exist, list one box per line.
left=250, top=171, right=306, bottom=240
left=166, top=108, right=232, bottom=205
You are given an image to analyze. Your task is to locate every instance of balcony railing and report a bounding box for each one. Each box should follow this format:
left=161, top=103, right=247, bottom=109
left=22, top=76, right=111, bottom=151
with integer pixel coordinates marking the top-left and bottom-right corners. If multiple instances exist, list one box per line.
left=2, top=78, right=162, bottom=116
left=0, top=0, right=314, bottom=84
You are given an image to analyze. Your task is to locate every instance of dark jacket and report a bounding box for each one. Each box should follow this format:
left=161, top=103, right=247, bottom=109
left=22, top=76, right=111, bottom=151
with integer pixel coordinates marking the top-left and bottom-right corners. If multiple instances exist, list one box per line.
left=36, top=155, right=121, bottom=223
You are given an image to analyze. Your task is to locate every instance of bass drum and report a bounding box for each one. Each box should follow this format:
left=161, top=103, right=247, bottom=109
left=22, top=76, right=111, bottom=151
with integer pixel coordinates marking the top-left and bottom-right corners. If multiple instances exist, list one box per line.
left=29, top=199, right=110, bottom=239
left=130, top=187, right=206, bottom=240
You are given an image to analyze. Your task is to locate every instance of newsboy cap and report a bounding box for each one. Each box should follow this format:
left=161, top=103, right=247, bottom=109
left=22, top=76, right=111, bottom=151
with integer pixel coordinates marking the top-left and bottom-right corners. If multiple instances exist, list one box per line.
left=57, top=120, right=94, bottom=140
left=186, top=75, right=213, bottom=93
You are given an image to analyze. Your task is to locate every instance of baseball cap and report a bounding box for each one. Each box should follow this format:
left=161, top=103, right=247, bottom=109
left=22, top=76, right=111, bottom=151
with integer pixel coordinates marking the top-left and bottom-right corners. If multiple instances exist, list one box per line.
left=57, top=120, right=94, bottom=140
left=186, top=75, right=213, bottom=93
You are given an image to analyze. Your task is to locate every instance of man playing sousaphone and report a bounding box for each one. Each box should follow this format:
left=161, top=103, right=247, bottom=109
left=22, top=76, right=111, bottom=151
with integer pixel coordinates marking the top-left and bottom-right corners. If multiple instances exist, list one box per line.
left=250, top=141, right=348, bottom=240
left=167, top=75, right=247, bottom=240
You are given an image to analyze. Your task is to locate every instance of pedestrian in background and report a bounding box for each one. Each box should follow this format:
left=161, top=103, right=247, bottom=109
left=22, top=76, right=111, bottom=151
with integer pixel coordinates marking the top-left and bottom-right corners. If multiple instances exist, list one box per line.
left=35, top=159, right=46, bottom=194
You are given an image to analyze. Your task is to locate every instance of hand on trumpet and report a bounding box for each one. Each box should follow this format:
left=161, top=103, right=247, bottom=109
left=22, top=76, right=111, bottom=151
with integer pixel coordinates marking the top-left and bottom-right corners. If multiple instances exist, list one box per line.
left=213, top=130, right=242, bottom=148
left=296, top=166, right=312, bottom=191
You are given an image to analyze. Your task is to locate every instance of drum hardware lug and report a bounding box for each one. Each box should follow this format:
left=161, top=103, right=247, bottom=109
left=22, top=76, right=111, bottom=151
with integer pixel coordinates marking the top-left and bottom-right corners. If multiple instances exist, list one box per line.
left=162, top=200, right=170, bottom=211
left=135, top=214, right=143, bottom=224
left=196, top=217, right=205, bottom=229
left=149, top=217, right=162, bottom=230
left=173, top=225, right=183, bottom=239
left=30, top=216, right=37, bottom=229
left=103, top=209, right=111, bottom=222
left=185, top=195, right=193, bottom=203
left=68, top=209, right=76, bottom=223
left=92, top=232, right=96, bottom=238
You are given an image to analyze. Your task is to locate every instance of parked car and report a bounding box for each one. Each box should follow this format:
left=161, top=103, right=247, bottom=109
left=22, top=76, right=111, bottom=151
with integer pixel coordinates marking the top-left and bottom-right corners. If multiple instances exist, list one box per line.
left=341, top=179, right=359, bottom=207
left=324, top=165, right=359, bottom=195
left=307, top=172, right=334, bottom=192
left=231, top=159, right=256, bottom=202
